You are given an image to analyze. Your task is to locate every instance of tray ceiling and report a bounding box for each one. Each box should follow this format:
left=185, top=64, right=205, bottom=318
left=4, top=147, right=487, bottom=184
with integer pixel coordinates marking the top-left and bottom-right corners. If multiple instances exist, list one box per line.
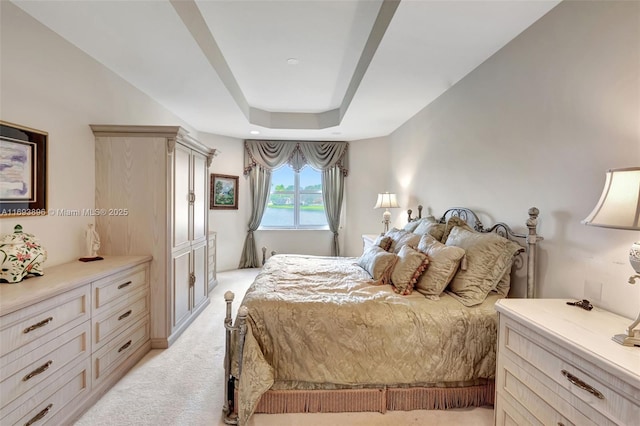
left=11, top=0, right=560, bottom=140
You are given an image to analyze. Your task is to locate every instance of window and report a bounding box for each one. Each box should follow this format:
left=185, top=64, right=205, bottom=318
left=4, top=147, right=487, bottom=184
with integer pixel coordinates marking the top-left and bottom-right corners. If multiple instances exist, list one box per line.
left=260, top=165, right=328, bottom=229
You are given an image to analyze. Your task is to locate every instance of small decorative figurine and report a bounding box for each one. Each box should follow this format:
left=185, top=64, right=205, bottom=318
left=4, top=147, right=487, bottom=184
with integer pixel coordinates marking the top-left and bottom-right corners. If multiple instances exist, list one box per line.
left=0, top=224, right=47, bottom=283
left=79, top=224, right=103, bottom=262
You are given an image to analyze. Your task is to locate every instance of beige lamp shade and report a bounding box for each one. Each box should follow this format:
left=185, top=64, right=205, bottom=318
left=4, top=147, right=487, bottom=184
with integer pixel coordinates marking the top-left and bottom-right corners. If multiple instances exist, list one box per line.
left=373, top=193, right=399, bottom=209
left=582, top=167, right=640, bottom=230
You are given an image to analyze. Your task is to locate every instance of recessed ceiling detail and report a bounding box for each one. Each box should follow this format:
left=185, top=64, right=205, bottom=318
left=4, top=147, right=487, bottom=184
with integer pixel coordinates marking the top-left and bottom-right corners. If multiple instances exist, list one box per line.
left=170, top=0, right=399, bottom=130
left=10, top=0, right=561, bottom=140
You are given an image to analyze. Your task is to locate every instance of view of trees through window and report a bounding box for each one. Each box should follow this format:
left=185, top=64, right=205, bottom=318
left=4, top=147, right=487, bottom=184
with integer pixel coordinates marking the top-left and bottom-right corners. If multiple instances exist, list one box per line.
left=261, top=165, right=328, bottom=228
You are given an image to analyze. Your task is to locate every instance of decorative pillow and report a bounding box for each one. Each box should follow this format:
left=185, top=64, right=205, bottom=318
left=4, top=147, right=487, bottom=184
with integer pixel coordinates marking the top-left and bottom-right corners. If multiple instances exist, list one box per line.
left=356, top=245, right=397, bottom=285
left=444, top=227, right=522, bottom=306
left=385, top=228, right=421, bottom=254
left=415, top=234, right=466, bottom=300
left=440, top=216, right=474, bottom=244
left=390, top=245, right=429, bottom=295
left=403, top=218, right=423, bottom=233
left=374, top=235, right=393, bottom=251
left=413, top=216, right=446, bottom=241
left=492, top=266, right=512, bottom=297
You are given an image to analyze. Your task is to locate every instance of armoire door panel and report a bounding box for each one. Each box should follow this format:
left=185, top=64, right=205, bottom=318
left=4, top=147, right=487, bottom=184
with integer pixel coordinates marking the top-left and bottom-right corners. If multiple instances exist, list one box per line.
left=173, top=144, right=191, bottom=250
left=192, top=241, right=207, bottom=309
left=172, top=249, right=191, bottom=329
left=192, top=151, right=207, bottom=241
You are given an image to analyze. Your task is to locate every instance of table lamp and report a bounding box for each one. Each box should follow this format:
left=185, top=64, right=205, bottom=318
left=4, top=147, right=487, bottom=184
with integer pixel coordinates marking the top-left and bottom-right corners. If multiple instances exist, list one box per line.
left=374, top=192, right=399, bottom=235
left=582, top=166, right=640, bottom=347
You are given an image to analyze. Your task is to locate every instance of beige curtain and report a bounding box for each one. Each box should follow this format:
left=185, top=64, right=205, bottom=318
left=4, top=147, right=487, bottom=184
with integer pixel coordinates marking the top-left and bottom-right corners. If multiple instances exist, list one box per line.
left=239, top=140, right=348, bottom=267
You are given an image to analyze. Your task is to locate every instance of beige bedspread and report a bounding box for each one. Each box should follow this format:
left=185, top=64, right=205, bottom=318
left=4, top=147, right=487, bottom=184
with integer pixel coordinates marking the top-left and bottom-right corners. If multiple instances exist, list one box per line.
left=233, top=255, right=501, bottom=425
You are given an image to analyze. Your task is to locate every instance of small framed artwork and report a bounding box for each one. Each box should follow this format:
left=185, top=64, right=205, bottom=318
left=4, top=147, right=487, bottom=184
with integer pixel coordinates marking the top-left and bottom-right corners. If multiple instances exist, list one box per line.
left=210, top=174, right=238, bottom=210
left=0, top=121, right=48, bottom=217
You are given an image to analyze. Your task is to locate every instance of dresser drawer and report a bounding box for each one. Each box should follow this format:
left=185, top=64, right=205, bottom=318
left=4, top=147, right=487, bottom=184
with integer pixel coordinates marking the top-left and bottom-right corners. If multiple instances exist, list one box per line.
left=0, top=356, right=90, bottom=426
left=501, top=316, right=638, bottom=425
left=495, top=393, right=543, bottom=426
left=92, top=315, right=149, bottom=386
left=92, top=288, right=148, bottom=349
left=92, top=264, right=148, bottom=313
left=0, top=286, right=90, bottom=358
left=0, top=321, right=90, bottom=409
left=499, top=349, right=603, bottom=426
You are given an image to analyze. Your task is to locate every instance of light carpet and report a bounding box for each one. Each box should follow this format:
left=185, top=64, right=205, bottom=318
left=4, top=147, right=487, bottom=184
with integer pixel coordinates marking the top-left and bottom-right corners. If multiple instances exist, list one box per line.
left=74, top=268, right=494, bottom=426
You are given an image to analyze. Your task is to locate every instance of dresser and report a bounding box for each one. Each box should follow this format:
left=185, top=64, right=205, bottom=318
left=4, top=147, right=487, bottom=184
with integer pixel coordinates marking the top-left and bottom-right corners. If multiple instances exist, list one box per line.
left=0, top=255, right=151, bottom=426
left=495, top=299, right=640, bottom=426
left=92, top=125, right=216, bottom=348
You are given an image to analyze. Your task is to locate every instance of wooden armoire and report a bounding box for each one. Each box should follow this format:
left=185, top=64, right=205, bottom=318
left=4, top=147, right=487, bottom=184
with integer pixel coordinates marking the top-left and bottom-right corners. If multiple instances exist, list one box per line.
left=91, top=125, right=216, bottom=348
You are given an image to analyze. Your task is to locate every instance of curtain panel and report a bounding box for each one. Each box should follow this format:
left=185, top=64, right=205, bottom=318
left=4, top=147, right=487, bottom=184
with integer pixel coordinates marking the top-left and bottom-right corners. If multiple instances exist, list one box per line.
left=238, top=140, right=349, bottom=268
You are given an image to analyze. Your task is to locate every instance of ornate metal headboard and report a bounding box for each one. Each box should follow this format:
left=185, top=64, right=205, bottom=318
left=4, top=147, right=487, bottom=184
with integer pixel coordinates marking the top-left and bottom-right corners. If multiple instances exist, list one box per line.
left=407, top=205, right=542, bottom=298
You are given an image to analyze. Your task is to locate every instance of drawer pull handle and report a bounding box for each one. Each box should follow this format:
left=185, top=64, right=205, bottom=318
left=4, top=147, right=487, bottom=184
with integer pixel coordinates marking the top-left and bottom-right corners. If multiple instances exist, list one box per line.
left=24, top=403, right=53, bottom=426
left=117, top=281, right=132, bottom=290
left=118, top=310, right=132, bottom=321
left=23, top=317, right=53, bottom=334
left=562, top=370, right=605, bottom=399
left=118, top=340, right=132, bottom=353
left=23, top=360, right=53, bottom=381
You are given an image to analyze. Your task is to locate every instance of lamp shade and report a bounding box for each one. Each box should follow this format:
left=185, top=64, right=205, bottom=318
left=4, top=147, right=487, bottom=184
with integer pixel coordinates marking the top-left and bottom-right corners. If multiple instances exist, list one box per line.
left=582, top=167, right=640, bottom=230
left=373, top=193, right=399, bottom=209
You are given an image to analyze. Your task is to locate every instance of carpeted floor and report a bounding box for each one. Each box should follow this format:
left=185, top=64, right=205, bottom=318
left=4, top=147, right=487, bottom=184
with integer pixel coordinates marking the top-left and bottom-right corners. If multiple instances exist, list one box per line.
left=74, top=268, right=494, bottom=426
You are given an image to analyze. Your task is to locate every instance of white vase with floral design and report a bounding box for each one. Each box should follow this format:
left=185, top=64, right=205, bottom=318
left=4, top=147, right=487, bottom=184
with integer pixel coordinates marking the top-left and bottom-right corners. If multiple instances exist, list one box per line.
left=0, top=224, right=47, bottom=283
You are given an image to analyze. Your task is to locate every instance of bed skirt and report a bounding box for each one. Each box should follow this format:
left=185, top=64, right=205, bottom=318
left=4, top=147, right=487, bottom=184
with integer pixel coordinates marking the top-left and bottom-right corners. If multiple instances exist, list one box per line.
left=252, top=381, right=495, bottom=414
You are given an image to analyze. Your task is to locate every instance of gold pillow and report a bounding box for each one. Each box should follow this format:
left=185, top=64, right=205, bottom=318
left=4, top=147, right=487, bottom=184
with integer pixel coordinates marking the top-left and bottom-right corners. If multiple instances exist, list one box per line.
left=444, top=227, right=522, bottom=306
left=374, top=235, right=393, bottom=251
left=357, top=245, right=397, bottom=285
left=385, top=228, right=421, bottom=254
left=415, top=234, right=466, bottom=300
left=440, top=216, right=474, bottom=243
left=390, top=245, right=429, bottom=295
left=493, top=267, right=512, bottom=297
left=413, top=216, right=446, bottom=241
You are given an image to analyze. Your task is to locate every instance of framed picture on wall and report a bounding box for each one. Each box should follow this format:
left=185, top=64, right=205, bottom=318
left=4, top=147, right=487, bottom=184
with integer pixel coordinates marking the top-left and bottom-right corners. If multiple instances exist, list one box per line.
left=0, top=121, right=48, bottom=217
left=210, top=174, right=238, bottom=210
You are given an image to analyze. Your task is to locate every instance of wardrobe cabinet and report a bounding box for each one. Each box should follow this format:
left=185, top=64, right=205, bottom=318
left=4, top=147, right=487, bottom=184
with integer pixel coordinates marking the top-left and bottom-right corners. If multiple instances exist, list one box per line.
left=91, top=125, right=216, bottom=348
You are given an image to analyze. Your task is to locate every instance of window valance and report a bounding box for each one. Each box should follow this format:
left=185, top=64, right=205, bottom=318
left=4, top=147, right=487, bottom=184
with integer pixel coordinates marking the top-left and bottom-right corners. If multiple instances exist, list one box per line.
left=243, top=140, right=349, bottom=176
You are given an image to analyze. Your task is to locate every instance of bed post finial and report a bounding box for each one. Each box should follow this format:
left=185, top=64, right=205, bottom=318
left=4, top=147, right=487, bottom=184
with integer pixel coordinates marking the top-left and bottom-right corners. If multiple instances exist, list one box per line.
left=525, top=207, right=543, bottom=299
left=407, top=209, right=413, bottom=223
left=418, top=205, right=423, bottom=219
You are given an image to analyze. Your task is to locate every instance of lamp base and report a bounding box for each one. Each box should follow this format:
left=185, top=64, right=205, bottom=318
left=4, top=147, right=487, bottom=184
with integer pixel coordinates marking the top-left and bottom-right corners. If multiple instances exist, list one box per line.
left=612, top=333, right=640, bottom=347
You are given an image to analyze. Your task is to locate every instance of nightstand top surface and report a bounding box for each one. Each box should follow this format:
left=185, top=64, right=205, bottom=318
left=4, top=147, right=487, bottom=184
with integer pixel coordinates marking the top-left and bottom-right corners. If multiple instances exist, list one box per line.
left=496, top=298, right=640, bottom=386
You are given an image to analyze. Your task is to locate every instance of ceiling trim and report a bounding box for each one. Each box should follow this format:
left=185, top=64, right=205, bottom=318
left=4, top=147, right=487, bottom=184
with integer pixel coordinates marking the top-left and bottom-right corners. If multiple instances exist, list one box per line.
left=170, top=0, right=399, bottom=130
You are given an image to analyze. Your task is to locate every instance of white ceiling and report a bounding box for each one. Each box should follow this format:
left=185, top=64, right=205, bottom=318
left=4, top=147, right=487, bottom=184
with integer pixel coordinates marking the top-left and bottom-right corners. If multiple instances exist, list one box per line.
left=12, top=0, right=560, bottom=141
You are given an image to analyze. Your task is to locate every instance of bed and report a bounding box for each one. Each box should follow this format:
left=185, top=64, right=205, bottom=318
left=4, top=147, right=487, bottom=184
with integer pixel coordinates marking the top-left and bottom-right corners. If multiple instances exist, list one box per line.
left=222, top=206, right=542, bottom=425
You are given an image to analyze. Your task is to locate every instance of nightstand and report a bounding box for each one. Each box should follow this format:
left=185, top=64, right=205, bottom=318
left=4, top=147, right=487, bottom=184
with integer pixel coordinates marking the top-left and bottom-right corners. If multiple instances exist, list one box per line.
left=362, top=234, right=379, bottom=252
left=495, top=299, right=640, bottom=425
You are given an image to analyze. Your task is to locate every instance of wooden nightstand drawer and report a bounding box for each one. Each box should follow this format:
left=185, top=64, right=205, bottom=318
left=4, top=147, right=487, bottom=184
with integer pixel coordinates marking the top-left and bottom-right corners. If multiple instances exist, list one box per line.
left=501, top=316, right=637, bottom=425
left=0, top=321, right=90, bottom=410
left=496, top=300, right=640, bottom=426
left=92, top=264, right=148, bottom=313
left=499, top=347, right=603, bottom=426
left=92, top=288, right=148, bottom=349
left=495, top=394, right=542, bottom=426
left=0, top=286, right=90, bottom=358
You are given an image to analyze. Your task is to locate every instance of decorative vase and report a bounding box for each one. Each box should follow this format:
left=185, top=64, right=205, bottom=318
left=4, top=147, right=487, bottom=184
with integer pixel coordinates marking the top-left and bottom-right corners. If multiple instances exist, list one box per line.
left=0, top=224, right=47, bottom=283
left=630, top=241, right=640, bottom=274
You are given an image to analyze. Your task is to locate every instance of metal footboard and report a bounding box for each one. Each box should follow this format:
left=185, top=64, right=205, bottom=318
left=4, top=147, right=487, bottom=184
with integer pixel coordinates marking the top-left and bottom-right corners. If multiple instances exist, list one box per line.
left=223, top=291, right=248, bottom=425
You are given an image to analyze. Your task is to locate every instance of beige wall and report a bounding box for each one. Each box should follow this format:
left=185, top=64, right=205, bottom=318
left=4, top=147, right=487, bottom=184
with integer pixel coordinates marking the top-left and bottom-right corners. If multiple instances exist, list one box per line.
left=387, top=1, right=640, bottom=319
left=0, top=3, right=205, bottom=265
